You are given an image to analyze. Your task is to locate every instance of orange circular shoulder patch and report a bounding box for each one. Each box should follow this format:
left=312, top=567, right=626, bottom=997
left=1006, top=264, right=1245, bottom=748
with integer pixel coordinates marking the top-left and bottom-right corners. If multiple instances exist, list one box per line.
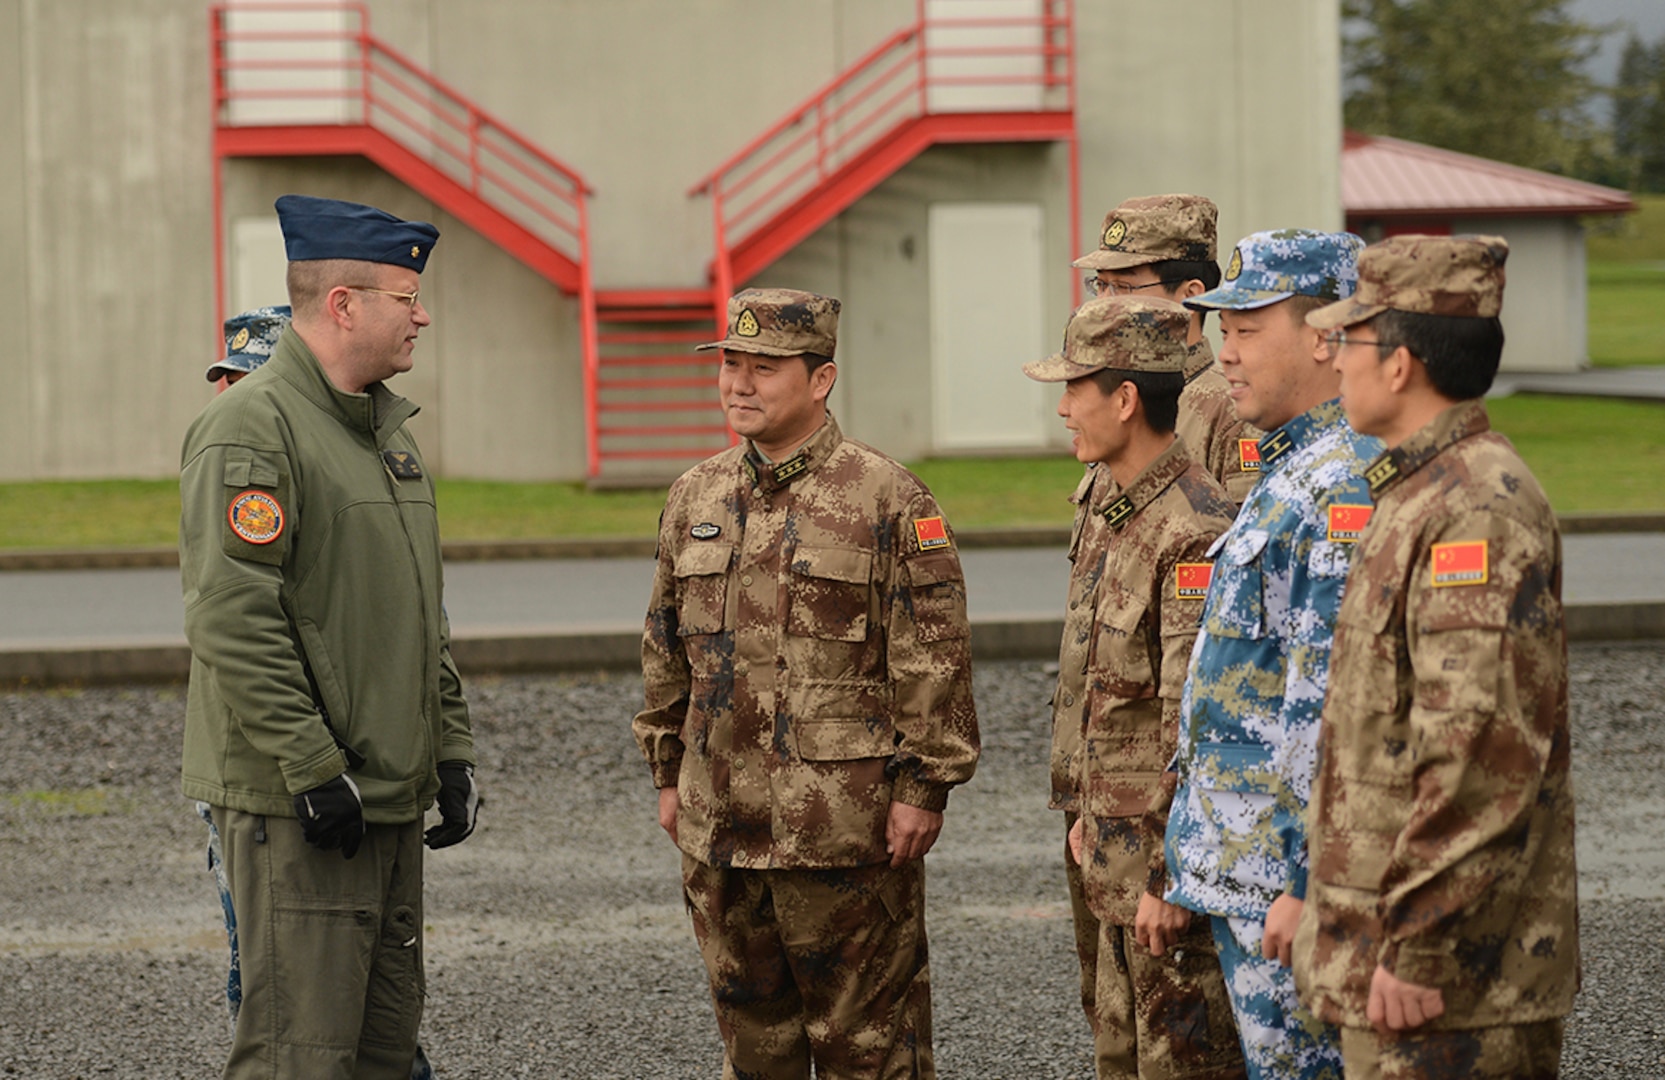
left=228, top=490, right=285, bottom=544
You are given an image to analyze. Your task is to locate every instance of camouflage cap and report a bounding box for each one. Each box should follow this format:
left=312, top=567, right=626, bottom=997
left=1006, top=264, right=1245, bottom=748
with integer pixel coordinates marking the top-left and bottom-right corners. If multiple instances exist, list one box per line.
left=1023, top=296, right=1190, bottom=382
left=1306, top=234, right=1510, bottom=330
left=1073, top=194, right=1218, bottom=270
left=1186, top=229, right=1364, bottom=311
left=206, top=305, right=292, bottom=382
left=697, top=288, right=840, bottom=359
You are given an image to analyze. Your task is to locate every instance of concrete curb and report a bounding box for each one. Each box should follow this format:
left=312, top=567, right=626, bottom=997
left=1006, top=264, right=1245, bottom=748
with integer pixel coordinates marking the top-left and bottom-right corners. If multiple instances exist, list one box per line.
left=5, top=606, right=1660, bottom=688
left=3, top=515, right=1660, bottom=572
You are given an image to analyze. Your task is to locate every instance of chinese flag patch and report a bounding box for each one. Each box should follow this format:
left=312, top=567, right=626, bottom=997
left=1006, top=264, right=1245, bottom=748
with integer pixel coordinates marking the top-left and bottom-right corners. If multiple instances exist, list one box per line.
left=1431, top=540, right=1488, bottom=587
left=1238, top=438, right=1261, bottom=472
left=913, top=516, right=951, bottom=551
left=1328, top=504, right=1373, bottom=543
left=1175, top=562, right=1213, bottom=599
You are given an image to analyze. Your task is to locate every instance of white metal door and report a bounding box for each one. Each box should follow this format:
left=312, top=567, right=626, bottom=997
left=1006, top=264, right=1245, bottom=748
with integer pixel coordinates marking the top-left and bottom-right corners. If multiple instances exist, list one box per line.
left=231, top=217, right=289, bottom=316
left=929, top=202, right=1049, bottom=451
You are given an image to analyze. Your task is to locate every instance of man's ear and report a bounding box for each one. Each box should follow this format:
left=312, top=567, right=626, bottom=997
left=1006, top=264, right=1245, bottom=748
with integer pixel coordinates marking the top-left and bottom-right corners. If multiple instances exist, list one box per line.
left=810, top=360, right=838, bottom=403
left=1175, top=278, right=1208, bottom=302
left=326, top=286, right=356, bottom=330
left=1385, top=345, right=1418, bottom=393
left=1116, top=380, right=1140, bottom=423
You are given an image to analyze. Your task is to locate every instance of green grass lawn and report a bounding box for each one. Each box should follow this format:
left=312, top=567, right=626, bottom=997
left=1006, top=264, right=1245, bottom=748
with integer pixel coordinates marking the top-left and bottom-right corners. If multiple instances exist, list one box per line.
left=1586, top=260, right=1665, bottom=368
left=2, top=395, right=1659, bottom=552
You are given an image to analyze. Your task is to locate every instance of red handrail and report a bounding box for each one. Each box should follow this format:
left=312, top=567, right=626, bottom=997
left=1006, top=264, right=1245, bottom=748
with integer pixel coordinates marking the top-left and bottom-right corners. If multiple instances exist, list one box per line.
left=690, top=0, right=1074, bottom=303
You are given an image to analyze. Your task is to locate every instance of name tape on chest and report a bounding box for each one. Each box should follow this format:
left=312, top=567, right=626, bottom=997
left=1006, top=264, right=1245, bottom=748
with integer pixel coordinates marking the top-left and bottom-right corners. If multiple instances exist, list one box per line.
left=913, top=515, right=951, bottom=551
left=1238, top=438, right=1262, bottom=472
left=1327, top=503, right=1373, bottom=543
left=1431, top=539, right=1488, bottom=587
left=228, top=490, right=285, bottom=544
left=1175, top=562, right=1213, bottom=599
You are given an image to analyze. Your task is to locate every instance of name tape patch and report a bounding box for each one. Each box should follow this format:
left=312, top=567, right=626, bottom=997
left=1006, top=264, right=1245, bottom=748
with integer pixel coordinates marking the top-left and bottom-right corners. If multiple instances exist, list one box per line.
left=228, top=490, right=284, bottom=545
left=913, top=515, right=951, bottom=550
left=1431, top=540, right=1488, bottom=587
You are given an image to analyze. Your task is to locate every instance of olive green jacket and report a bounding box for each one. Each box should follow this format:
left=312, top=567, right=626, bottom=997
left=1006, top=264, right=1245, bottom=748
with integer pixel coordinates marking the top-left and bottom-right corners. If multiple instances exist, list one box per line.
left=179, top=329, right=473, bottom=823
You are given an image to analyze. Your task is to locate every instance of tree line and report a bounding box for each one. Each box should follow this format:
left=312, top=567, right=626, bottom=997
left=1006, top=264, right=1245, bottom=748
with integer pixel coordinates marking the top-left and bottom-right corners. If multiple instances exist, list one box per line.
left=1345, top=0, right=1665, bottom=192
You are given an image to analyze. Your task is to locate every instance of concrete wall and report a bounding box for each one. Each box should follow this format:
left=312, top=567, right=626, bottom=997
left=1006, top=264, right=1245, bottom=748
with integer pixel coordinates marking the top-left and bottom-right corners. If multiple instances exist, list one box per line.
left=1451, top=216, right=1586, bottom=373
left=0, top=0, right=1346, bottom=481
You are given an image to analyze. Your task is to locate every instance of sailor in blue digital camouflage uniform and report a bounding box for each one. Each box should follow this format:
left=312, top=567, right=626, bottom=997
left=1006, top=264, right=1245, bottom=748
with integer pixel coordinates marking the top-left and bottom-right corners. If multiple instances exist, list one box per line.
left=1163, top=230, right=1378, bottom=1080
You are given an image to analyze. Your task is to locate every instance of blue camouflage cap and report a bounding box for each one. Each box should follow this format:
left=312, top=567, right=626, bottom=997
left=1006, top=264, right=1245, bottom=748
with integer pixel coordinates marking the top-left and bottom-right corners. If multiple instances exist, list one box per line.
left=206, top=305, right=292, bottom=382
left=1185, top=229, right=1364, bottom=311
left=275, top=195, right=439, bottom=272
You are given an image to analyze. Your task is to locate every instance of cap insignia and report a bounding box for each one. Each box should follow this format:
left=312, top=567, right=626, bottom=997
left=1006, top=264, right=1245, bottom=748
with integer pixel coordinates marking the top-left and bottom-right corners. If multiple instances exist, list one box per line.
left=1225, top=247, right=1243, bottom=281
left=411, top=245, right=421, bottom=259
left=230, top=328, right=251, bottom=351
left=228, top=490, right=285, bottom=545
left=736, top=309, right=761, bottom=337
left=1103, top=219, right=1127, bottom=248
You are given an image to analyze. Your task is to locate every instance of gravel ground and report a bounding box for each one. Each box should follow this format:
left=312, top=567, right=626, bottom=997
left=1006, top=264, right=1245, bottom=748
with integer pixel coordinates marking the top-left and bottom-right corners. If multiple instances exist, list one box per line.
left=1, top=645, right=1662, bottom=1078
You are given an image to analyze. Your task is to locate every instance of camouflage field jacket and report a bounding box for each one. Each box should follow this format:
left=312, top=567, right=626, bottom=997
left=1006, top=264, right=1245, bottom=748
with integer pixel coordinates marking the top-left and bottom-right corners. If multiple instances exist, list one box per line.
left=1296, top=400, right=1579, bottom=1029
left=634, top=415, right=980, bottom=869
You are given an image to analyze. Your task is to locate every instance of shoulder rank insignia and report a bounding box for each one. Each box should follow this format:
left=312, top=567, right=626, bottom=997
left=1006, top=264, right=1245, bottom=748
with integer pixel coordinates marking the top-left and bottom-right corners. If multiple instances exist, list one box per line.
left=1328, top=504, right=1373, bottom=543
left=382, top=449, right=423, bottom=479
left=1175, top=562, right=1213, bottom=599
left=1102, top=495, right=1135, bottom=529
left=690, top=522, right=721, bottom=540
left=1238, top=438, right=1262, bottom=472
left=228, top=490, right=284, bottom=545
left=1366, top=454, right=1399, bottom=495
left=772, top=452, right=809, bottom=484
left=1431, top=540, right=1487, bottom=587
left=913, top=515, right=951, bottom=551
left=1258, top=429, right=1293, bottom=467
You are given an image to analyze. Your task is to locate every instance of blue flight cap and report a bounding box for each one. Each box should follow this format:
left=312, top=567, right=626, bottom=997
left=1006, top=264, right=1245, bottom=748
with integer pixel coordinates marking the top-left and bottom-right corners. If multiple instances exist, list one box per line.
left=274, top=195, right=440, bottom=272
left=207, top=305, right=292, bottom=382
left=1185, top=229, right=1364, bottom=311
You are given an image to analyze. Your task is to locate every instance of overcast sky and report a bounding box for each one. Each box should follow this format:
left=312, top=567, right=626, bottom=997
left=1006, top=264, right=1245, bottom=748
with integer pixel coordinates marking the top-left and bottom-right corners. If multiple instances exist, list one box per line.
left=1569, top=0, right=1665, bottom=85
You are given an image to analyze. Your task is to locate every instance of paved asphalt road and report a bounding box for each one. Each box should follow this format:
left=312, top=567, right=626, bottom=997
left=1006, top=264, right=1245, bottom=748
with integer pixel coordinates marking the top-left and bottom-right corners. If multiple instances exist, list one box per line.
left=4, top=534, right=1665, bottom=647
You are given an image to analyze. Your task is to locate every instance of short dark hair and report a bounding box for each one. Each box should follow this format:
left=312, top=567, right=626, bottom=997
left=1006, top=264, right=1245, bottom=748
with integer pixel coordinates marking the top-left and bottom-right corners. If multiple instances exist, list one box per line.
left=800, top=352, right=834, bottom=374
left=1369, top=310, right=1505, bottom=400
left=1088, top=367, right=1184, bottom=434
left=1151, top=258, right=1221, bottom=327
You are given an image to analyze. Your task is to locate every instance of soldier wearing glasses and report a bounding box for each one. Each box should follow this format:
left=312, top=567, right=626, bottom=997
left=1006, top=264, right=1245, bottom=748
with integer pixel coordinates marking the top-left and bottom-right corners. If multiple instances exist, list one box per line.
left=180, top=195, right=478, bottom=1080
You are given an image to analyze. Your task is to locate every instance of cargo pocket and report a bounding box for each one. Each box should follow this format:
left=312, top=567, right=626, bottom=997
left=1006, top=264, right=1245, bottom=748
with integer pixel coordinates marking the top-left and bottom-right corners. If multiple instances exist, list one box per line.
left=1090, top=599, right=1153, bottom=695
left=903, top=551, right=969, bottom=642
left=673, top=543, right=733, bottom=637
left=270, top=895, right=376, bottom=1050
left=788, top=545, right=874, bottom=642
left=361, top=902, right=424, bottom=1054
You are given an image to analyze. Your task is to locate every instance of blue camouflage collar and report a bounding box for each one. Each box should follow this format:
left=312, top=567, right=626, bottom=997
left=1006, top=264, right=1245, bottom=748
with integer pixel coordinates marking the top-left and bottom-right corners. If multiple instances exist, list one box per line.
left=1256, top=398, right=1348, bottom=470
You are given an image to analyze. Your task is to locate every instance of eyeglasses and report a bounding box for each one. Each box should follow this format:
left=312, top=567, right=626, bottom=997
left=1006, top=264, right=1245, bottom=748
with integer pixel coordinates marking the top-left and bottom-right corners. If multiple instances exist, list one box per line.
left=1324, top=329, right=1384, bottom=351
left=1083, top=276, right=1179, bottom=298
left=346, top=285, right=421, bottom=309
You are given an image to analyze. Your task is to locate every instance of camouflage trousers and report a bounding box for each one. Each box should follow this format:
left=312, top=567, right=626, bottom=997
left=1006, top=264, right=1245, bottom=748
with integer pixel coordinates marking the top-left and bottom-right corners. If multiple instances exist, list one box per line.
left=1064, top=813, right=1102, bottom=1031
left=681, top=854, right=934, bottom=1079
left=1339, top=1020, right=1564, bottom=1080
left=1210, top=915, right=1343, bottom=1080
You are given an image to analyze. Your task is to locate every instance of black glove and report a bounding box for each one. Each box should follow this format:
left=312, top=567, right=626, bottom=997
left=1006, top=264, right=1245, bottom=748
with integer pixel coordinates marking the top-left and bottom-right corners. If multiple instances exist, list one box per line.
left=425, top=761, right=480, bottom=849
left=293, top=774, right=364, bottom=859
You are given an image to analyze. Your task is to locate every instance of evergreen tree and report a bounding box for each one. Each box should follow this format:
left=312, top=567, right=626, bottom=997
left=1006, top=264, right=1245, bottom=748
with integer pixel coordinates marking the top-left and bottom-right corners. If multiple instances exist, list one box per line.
left=1613, top=35, right=1665, bottom=192
left=1344, top=0, right=1606, bottom=177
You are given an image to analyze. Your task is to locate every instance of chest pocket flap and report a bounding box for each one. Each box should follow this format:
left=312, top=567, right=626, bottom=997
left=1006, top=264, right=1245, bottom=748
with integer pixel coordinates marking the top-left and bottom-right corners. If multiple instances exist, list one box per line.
left=1190, top=740, right=1280, bottom=796
left=673, top=542, right=732, bottom=636
left=789, top=545, right=874, bottom=642
left=1202, top=529, right=1269, bottom=640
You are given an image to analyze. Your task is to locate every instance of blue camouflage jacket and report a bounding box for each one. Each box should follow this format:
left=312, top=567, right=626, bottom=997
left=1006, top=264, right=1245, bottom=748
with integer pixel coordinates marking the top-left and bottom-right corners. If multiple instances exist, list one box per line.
left=1164, top=399, right=1382, bottom=919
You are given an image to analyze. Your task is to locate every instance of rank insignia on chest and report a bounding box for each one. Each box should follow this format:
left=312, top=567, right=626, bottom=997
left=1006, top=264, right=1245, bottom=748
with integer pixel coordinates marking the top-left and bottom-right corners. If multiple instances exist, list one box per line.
left=690, top=522, right=721, bottom=540
left=1102, top=496, right=1135, bottom=529
left=228, top=490, right=284, bottom=544
left=1258, top=429, right=1293, bottom=466
left=1366, top=455, right=1399, bottom=494
left=1328, top=504, right=1373, bottom=542
left=382, top=449, right=423, bottom=479
left=1238, top=438, right=1262, bottom=472
left=1175, top=562, right=1213, bottom=599
left=913, top=515, right=951, bottom=550
left=1431, top=540, right=1488, bottom=587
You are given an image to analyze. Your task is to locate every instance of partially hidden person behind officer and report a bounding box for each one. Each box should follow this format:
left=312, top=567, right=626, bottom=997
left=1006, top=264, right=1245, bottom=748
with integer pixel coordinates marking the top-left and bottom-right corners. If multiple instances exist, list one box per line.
left=179, top=195, right=480, bottom=1080
left=1294, top=235, right=1579, bottom=1080
left=1025, top=294, right=1247, bottom=1080
left=633, top=288, right=980, bottom=1079
left=206, top=305, right=291, bottom=389
left=1163, top=230, right=1379, bottom=1080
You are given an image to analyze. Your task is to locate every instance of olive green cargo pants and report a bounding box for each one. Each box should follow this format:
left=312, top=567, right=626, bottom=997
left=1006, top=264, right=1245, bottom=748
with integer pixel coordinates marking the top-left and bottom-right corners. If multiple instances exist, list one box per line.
left=213, top=808, right=425, bottom=1080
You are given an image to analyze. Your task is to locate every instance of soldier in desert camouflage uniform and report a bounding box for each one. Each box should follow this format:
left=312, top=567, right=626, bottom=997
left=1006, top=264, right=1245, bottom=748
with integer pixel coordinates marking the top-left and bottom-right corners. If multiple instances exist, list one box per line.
left=1295, top=236, right=1579, bottom=1079
left=634, top=288, right=980, bottom=1079
left=1163, top=230, right=1378, bottom=1080
left=1027, top=295, right=1246, bottom=1080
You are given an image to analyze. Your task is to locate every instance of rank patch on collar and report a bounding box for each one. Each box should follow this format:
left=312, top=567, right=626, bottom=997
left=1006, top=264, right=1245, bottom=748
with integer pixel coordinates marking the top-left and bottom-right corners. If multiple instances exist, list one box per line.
left=1175, top=562, right=1213, bottom=599
left=382, top=449, right=423, bottom=479
left=1259, top=429, right=1293, bottom=466
left=772, top=453, right=809, bottom=484
left=228, top=490, right=284, bottom=545
left=1431, top=540, right=1487, bottom=587
left=1366, top=454, right=1399, bottom=494
left=690, top=522, right=721, bottom=540
left=1103, top=218, right=1127, bottom=247
left=1102, top=495, right=1135, bottom=529
left=1238, top=438, right=1262, bottom=472
left=913, top=515, right=951, bottom=550
left=1328, top=504, right=1373, bottom=542
left=736, top=308, right=761, bottom=337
